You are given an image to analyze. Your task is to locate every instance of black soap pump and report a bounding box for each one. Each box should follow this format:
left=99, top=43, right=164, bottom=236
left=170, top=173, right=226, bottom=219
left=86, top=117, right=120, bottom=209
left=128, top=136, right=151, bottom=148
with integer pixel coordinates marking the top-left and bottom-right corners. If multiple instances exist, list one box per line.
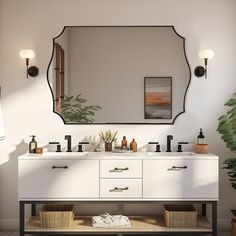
left=197, top=128, right=205, bottom=144
left=29, top=135, right=37, bottom=153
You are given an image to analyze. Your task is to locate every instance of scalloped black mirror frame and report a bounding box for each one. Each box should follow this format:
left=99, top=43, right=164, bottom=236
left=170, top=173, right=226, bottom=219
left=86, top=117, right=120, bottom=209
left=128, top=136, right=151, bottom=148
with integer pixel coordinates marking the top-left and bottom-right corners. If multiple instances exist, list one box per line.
left=47, top=25, right=191, bottom=125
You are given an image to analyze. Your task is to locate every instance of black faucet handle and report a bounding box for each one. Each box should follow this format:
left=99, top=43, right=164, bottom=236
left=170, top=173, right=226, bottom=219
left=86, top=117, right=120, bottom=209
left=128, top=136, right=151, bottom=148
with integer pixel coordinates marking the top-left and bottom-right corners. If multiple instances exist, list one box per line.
left=49, top=142, right=60, bottom=145
left=56, top=143, right=62, bottom=152
left=78, top=142, right=89, bottom=152
left=177, top=142, right=189, bottom=152
left=148, top=142, right=160, bottom=152
left=178, top=142, right=189, bottom=145
left=79, top=142, right=89, bottom=144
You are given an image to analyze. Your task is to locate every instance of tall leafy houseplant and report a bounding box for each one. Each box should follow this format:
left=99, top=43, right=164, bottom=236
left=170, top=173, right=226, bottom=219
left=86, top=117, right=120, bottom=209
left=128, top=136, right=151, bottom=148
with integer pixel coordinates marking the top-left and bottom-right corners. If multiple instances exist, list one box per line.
left=217, top=94, right=236, bottom=189
left=61, top=95, right=101, bottom=123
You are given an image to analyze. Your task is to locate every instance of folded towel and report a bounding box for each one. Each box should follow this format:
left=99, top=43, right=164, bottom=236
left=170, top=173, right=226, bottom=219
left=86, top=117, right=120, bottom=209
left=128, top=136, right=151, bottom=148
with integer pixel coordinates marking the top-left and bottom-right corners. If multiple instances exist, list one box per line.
left=92, top=213, right=131, bottom=228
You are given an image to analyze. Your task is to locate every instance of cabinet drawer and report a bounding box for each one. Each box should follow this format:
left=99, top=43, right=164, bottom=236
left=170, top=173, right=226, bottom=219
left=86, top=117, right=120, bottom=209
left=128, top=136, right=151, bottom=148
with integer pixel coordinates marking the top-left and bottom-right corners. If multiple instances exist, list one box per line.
left=100, top=179, right=142, bottom=198
left=143, top=160, right=218, bottom=200
left=19, top=160, right=99, bottom=199
left=100, top=160, right=142, bottom=178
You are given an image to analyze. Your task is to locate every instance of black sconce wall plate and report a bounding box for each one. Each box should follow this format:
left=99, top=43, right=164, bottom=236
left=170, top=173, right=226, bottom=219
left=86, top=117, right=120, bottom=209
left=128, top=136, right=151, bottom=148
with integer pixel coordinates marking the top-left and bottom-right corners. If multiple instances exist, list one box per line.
left=28, top=66, right=39, bottom=77
left=194, top=66, right=205, bottom=77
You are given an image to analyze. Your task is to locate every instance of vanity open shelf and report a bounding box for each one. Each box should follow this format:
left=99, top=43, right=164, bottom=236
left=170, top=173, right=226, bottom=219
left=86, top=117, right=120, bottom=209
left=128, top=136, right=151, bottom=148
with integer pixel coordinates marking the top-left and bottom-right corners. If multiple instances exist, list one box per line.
left=25, top=215, right=212, bottom=234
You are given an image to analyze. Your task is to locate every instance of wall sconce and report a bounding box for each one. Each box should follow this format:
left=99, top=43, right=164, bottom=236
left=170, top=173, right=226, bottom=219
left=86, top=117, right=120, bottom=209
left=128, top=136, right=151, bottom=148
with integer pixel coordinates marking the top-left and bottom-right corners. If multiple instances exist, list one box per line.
left=19, top=49, right=39, bottom=78
left=194, top=49, right=214, bottom=79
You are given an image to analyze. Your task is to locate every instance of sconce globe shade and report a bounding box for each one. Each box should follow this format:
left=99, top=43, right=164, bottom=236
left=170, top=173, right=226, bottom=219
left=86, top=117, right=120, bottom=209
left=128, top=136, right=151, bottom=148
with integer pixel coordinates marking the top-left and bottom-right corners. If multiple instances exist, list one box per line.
left=198, top=49, right=214, bottom=60
left=19, top=49, right=35, bottom=60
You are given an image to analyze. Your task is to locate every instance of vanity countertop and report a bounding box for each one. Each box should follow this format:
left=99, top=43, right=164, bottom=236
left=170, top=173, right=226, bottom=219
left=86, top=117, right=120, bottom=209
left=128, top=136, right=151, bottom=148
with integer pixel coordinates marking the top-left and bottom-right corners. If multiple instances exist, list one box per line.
left=18, top=152, right=219, bottom=160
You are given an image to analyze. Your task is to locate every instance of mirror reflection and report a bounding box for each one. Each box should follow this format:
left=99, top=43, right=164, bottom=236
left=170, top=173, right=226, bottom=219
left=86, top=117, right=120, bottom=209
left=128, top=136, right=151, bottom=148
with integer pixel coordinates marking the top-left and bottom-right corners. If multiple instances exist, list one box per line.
left=48, top=26, right=190, bottom=124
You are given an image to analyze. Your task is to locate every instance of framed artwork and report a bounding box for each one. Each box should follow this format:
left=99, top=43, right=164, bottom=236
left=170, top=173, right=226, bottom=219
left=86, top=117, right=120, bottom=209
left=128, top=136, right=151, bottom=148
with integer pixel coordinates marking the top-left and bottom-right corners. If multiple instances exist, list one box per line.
left=144, top=77, right=172, bottom=119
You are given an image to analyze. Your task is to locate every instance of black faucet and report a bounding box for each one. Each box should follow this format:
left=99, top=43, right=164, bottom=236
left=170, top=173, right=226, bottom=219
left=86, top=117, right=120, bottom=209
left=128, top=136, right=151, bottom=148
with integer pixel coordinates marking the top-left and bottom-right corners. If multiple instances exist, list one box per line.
left=177, top=142, right=189, bottom=152
left=78, top=142, right=89, bottom=152
left=148, top=142, right=161, bottom=152
left=166, top=135, right=173, bottom=152
left=65, top=135, right=72, bottom=152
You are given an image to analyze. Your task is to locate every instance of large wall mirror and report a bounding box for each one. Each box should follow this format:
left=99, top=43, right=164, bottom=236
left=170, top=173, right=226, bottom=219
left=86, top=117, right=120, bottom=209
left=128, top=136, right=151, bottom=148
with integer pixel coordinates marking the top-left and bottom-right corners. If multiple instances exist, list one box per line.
left=47, top=26, right=191, bottom=124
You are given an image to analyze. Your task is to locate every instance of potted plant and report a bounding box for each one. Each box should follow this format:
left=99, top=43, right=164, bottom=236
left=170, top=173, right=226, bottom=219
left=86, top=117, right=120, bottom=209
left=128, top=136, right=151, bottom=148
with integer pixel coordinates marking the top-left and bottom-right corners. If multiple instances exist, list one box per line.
left=99, top=130, right=118, bottom=152
left=217, top=94, right=236, bottom=235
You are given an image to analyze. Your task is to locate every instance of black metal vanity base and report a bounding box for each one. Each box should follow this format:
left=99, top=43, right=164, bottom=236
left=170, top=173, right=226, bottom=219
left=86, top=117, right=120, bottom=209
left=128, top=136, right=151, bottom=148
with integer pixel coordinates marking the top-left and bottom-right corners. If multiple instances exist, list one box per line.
left=19, top=201, right=217, bottom=236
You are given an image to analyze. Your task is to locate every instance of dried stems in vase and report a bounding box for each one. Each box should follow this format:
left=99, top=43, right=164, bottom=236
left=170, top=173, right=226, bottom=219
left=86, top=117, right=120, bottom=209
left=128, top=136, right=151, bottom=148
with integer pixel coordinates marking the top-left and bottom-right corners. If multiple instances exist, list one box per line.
left=99, top=130, right=118, bottom=151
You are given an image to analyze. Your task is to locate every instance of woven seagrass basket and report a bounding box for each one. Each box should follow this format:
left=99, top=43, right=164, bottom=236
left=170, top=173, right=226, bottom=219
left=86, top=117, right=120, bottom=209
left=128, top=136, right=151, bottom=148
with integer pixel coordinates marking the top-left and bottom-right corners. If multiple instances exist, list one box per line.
left=164, top=204, right=197, bottom=228
left=40, top=204, right=74, bottom=228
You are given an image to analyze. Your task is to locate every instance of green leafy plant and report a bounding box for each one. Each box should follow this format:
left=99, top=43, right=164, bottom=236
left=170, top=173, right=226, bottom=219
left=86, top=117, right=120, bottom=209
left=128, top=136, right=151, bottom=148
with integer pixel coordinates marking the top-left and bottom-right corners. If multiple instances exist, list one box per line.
left=61, top=94, right=101, bottom=123
left=217, top=94, right=236, bottom=190
left=99, top=130, right=118, bottom=143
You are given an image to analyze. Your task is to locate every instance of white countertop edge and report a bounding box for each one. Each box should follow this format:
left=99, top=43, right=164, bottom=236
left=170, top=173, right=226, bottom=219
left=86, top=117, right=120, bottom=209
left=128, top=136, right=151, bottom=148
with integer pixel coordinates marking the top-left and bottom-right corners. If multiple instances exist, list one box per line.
left=18, top=152, right=219, bottom=160
left=18, top=198, right=219, bottom=202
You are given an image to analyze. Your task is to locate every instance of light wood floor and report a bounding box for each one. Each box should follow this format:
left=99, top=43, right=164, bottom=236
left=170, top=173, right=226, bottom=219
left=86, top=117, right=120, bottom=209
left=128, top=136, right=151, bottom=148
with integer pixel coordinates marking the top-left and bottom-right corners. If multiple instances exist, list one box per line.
left=0, top=231, right=231, bottom=236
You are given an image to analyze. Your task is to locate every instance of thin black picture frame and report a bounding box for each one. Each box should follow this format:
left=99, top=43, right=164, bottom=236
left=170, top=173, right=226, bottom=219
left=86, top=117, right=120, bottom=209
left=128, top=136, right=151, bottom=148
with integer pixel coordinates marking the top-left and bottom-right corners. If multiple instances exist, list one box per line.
left=144, top=77, right=172, bottom=120
left=47, top=25, right=191, bottom=125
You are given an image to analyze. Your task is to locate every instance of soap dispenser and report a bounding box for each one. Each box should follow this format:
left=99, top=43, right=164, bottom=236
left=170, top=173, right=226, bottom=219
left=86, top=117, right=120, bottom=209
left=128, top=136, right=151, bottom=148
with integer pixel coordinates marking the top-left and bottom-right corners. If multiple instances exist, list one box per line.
left=29, top=135, right=37, bottom=153
left=197, top=128, right=205, bottom=144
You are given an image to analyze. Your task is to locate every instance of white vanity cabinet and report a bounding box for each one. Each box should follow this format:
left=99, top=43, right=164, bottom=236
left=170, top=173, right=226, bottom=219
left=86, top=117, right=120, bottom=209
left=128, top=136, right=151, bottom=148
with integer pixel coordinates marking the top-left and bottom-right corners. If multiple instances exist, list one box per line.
left=18, top=153, right=219, bottom=200
left=18, top=159, right=99, bottom=199
left=143, top=159, right=218, bottom=200
left=18, top=153, right=219, bottom=236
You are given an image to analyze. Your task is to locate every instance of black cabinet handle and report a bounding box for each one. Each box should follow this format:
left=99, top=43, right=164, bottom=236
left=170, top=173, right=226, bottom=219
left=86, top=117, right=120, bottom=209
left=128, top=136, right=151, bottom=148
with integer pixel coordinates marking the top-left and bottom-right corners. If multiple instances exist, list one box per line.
left=109, top=187, right=129, bottom=192
left=109, top=167, right=129, bottom=172
left=52, top=166, right=68, bottom=169
left=167, top=166, right=187, bottom=171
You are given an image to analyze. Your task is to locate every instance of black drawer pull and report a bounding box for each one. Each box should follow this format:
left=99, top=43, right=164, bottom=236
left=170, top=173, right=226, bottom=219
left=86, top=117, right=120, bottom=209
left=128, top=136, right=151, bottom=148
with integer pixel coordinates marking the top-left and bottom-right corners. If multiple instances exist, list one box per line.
left=110, top=187, right=129, bottom=192
left=168, top=166, right=187, bottom=171
left=109, top=167, right=129, bottom=172
left=52, top=166, right=68, bottom=169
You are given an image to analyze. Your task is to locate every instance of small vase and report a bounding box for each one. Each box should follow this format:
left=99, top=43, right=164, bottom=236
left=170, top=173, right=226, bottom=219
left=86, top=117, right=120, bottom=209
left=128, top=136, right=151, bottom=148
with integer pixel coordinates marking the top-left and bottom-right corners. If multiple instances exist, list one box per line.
left=105, top=143, right=112, bottom=152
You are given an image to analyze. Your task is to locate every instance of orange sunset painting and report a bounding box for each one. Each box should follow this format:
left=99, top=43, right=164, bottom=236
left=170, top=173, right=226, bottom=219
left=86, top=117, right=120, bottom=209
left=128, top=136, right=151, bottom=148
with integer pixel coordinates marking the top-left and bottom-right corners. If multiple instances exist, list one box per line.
left=144, top=77, right=172, bottom=119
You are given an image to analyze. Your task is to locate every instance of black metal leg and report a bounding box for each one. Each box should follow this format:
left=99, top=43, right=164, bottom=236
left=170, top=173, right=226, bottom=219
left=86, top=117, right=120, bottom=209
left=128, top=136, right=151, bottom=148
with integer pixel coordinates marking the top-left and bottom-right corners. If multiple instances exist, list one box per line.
left=20, top=201, right=25, bottom=236
left=212, top=201, right=217, bottom=236
left=202, top=203, right=206, bottom=216
left=31, top=203, right=36, bottom=216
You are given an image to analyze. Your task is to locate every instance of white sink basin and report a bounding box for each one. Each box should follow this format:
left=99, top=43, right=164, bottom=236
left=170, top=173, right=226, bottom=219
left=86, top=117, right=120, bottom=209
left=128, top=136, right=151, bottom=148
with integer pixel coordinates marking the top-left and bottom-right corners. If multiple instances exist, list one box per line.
left=44, top=152, right=88, bottom=157
left=146, top=152, right=194, bottom=156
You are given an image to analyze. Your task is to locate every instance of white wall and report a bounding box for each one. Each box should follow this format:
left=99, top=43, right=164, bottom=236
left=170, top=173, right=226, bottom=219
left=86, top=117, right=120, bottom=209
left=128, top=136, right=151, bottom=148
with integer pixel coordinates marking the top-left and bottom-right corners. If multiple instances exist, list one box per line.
left=0, top=0, right=236, bottom=230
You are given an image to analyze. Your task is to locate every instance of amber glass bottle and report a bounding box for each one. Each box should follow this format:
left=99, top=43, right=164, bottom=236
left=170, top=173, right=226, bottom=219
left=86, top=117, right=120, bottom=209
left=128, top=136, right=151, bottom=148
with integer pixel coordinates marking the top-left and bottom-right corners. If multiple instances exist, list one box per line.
left=130, top=139, right=137, bottom=152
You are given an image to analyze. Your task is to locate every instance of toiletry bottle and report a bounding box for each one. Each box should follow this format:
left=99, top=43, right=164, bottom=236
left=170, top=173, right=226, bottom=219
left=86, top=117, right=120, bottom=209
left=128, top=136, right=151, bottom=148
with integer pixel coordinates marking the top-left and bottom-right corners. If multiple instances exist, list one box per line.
left=130, top=139, right=137, bottom=152
left=121, top=136, right=128, bottom=150
left=29, top=135, right=37, bottom=153
left=197, top=128, right=205, bottom=144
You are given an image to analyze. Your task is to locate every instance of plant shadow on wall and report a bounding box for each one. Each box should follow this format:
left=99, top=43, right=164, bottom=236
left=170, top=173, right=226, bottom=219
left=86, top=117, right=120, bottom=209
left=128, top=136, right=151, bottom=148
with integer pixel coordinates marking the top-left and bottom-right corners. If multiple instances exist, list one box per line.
left=60, top=94, right=101, bottom=123
left=217, top=93, right=236, bottom=190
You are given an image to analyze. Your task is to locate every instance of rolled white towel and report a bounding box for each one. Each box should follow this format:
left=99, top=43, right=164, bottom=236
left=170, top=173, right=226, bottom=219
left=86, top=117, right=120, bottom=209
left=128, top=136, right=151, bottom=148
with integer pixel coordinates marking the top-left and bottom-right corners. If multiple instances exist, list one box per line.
left=111, top=215, right=131, bottom=227
left=92, top=213, right=131, bottom=228
left=92, top=213, right=113, bottom=228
